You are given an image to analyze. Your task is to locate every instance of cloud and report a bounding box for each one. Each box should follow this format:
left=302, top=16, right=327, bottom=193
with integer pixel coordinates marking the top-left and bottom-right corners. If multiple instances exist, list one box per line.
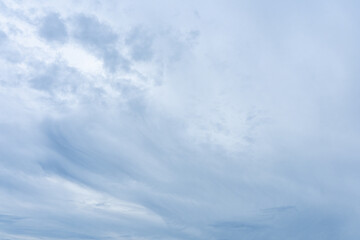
left=125, top=27, right=154, bottom=62
left=30, top=63, right=79, bottom=91
left=0, top=0, right=360, bottom=239
left=38, top=13, right=68, bottom=44
left=0, top=30, right=21, bottom=63
left=71, top=14, right=129, bottom=72
left=72, top=14, right=118, bottom=49
left=0, top=30, right=7, bottom=41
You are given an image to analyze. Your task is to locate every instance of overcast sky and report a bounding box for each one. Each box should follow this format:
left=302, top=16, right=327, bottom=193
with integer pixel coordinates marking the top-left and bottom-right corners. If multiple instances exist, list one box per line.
left=0, top=0, right=360, bottom=239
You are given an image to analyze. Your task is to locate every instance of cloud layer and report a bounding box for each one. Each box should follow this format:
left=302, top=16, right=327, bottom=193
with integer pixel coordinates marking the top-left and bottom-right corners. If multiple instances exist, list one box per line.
left=0, top=0, right=360, bottom=239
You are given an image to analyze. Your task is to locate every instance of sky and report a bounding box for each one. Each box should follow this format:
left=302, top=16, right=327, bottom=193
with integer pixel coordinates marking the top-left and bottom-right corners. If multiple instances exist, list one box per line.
left=0, top=0, right=360, bottom=239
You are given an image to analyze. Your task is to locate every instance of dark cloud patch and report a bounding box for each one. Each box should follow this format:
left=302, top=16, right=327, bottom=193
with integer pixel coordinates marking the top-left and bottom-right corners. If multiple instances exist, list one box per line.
left=72, top=14, right=117, bottom=49
left=208, top=207, right=346, bottom=240
left=0, top=30, right=21, bottom=63
left=71, top=14, right=129, bottom=72
left=30, top=63, right=80, bottom=92
left=30, top=73, right=55, bottom=91
left=0, top=30, right=7, bottom=42
left=125, top=27, right=154, bottom=61
left=261, top=205, right=297, bottom=215
left=102, top=49, right=129, bottom=72
left=38, top=13, right=68, bottom=44
left=211, top=221, right=267, bottom=230
left=0, top=214, right=24, bottom=224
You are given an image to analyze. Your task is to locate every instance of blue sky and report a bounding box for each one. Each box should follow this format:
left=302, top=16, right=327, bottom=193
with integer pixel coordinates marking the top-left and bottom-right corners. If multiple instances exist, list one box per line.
left=0, top=0, right=360, bottom=239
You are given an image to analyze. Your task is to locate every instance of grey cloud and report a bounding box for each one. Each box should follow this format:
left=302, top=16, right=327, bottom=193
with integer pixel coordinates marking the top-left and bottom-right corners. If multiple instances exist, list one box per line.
left=0, top=30, right=21, bottom=63
left=102, top=49, right=129, bottom=72
left=208, top=207, right=346, bottom=240
left=0, top=30, right=7, bottom=42
left=0, top=214, right=24, bottom=224
left=28, top=106, right=320, bottom=240
left=30, top=63, right=80, bottom=92
left=71, top=14, right=129, bottom=72
left=125, top=27, right=154, bottom=61
left=211, top=221, right=267, bottom=230
left=38, top=13, right=68, bottom=44
left=72, top=14, right=117, bottom=48
left=0, top=49, right=21, bottom=63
